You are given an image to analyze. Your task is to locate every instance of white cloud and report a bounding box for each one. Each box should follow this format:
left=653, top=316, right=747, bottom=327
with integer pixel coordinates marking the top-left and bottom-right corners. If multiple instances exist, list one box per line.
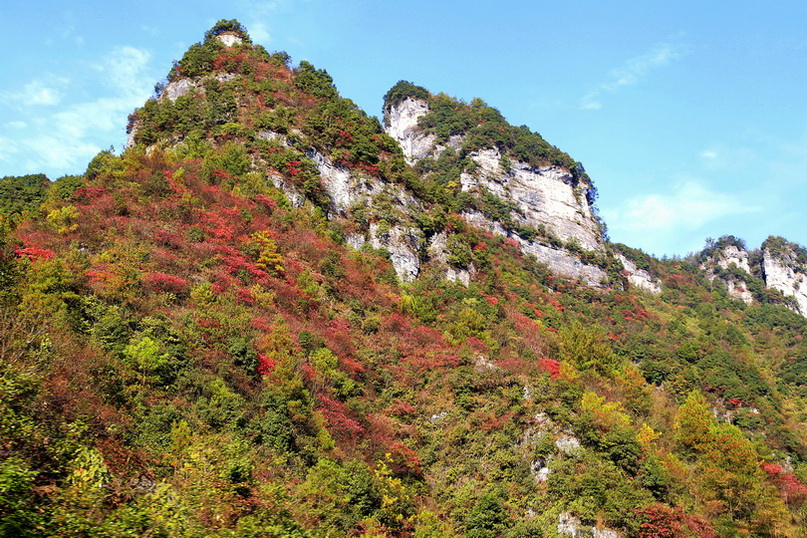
left=249, top=21, right=271, bottom=44
left=94, top=46, right=153, bottom=95
left=76, top=47, right=152, bottom=129
left=607, top=180, right=759, bottom=231
left=7, top=121, right=27, bottom=129
left=242, top=0, right=312, bottom=45
left=0, top=46, right=155, bottom=176
left=24, top=80, right=63, bottom=106
left=0, top=136, right=18, bottom=164
left=1, top=77, right=69, bottom=107
left=581, top=43, right=684, bottom=110
left=603, top=180, right=761, bottom=254
left=23, top=135, right=101, bottom=172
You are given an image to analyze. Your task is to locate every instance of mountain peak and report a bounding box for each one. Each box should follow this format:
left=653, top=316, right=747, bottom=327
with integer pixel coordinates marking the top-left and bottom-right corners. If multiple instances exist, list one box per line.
left=203, top=19, right=252, bottom=45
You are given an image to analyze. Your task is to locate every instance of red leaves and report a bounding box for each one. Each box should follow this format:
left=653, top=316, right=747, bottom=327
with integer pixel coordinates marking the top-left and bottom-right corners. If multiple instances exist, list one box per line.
left=317, top=393, right=365, bottom=437
left=636, top=504, right=717, bottom=538
left=386, top=441, right=423, bottom=477
left=388, top=400, right=416, bottom=416
left=763, top=462, right=807, bottom=508
left=71, top=186, right=108, bottom=203
left=762, top=462, right=783, bottom=476
left=143, top=272, right=189, bottom=295
left=15, top=245, right=55, bottom=261
left=285, top=160, right=301, bottom=177
left=212, top=50, right=251, bottom=73
left=538, top=358, right=561, bottom=379
left=256, top=352, right=275, bottom=375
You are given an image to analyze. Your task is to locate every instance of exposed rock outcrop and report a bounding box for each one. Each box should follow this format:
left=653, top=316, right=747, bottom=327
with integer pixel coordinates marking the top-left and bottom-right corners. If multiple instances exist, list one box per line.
left=304, top=148, right=423, bottom=282
left=462, top=209, right=608, bottom=286
left=383, top=97, right=437, bottom=165
left=426, top=231, right=475, bottom=285
left=762, top=246, right=807, bottom=315
left=216, top=32, right=243, bottom=47
left=461, top=147, right=602, bottom=251
left=716, top=244, right=752, bottom=274
left=700, top=243, right=754, bottom=305
left=614, top=253, right=661, bottom=294
left=385, top=97, right=610, bottom=286
left=558, top=513, right=621, bottom=538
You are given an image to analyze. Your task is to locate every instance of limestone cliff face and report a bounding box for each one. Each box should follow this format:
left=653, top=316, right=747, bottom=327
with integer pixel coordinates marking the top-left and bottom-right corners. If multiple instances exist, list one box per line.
left=614, top=253, right=662, bottom=294
left=385, top=97, right=609, bottom=286
left=383, top=97, right=437, bottom=165
left=762, top=247, right=807, bottom=315
left=253, top=131, right=423, bottom=282
left=460, top=147, right=602, bottom=251
left=701, top=244, right=755, bottom=305
left=716, top=245, right=752, bottom=274
left=461, top=209, right=607, bottom=286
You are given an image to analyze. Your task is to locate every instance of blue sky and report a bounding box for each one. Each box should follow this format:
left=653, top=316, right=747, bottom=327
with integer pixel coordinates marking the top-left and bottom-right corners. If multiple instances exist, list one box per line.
left=2, top=1, right=806, bottom=257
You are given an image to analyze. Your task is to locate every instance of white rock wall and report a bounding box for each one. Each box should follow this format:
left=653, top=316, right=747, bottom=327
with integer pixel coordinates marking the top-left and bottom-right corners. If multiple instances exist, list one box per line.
left=305, top=149, right=423, bottom=282
left=615, top=253, right=662, bottom=294
left=385, top=98, right=609, bottom=287
left=367, top=222, right=422, bottom=282
left=725, top=279, right=754, bottom=305
left=717, top=245, right=752, bottom=274
left=384, top=97, right=439, bottom=165
left=463, top=210, right=608, bottom=286
left=216, top=33, right=243, bottom=47
left=427, top=231, right=474, bottom=285
left=558, top=513, right=621, bottom=538
left=700, top=245, right=755, bottom=305
left=461, top=147, right=602, bottom=251
left=763, top=249, right=807, bottom=315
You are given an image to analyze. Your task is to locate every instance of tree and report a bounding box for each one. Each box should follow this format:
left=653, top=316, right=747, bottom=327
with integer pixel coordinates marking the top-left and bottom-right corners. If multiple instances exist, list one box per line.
left=204, top=19, right=251, bottom=43
left=674, top=390, right=714, bottom=452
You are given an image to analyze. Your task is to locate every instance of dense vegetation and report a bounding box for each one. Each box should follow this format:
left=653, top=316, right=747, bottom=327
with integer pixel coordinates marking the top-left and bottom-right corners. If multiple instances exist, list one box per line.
left=1, top=21, right=806, bottom=537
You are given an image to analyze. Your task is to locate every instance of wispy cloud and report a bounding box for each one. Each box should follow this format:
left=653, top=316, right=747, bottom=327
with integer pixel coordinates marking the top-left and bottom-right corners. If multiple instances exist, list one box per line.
left=700, top=145, right=761, bottom=173
left=241, top=0, right=311, bottom=45
left=603, top=180, right=761, bottom=254
left=1, top=77, right=69, bottom=107
left=581, top=44, right=684, bottom=110
left=0, top=46, right=155, bottom=175
left=249, top=21, right=271, bottom=44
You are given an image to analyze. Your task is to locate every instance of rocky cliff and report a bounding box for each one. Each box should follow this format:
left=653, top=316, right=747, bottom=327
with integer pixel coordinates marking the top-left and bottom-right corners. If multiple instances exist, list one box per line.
left=700, top=241, right=755, bottom=305
left=761, top=238, right=807, bottom=315
left=384, top=91, right=612, bottom=287
left=697, top=236, right=807, bottom=316
left=614, top=253, right=662, bottom=294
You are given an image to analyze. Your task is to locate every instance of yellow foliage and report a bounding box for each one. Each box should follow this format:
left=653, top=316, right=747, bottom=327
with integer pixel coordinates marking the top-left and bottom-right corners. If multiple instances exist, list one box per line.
left=251, top=230, right=284, bottom=275
left=47, top=205, right=80, bottom=234
left=374, top=454, right=410, bottom=516
left=580, top=391, right=631, bottom=432
left=637, top=423, right=660, bottom=449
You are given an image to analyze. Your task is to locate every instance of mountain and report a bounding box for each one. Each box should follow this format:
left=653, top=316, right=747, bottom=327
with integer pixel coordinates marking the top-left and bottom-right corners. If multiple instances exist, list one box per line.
left=1, top=20, right=806, bottom=537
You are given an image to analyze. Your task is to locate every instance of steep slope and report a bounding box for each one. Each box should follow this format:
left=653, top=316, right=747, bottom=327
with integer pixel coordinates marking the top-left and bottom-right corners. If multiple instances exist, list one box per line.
left=2, top=20, right=807, bottom=537
left=127, top=26, right=426, bottom=282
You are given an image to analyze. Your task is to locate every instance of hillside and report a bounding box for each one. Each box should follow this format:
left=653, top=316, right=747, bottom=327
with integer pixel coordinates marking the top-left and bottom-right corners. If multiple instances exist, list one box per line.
left=1, top=20, right=806, bottom=537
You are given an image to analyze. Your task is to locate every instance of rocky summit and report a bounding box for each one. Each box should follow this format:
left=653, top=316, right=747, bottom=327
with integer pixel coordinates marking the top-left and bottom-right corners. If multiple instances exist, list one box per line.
left=1, top=20, right=806, bottom=537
